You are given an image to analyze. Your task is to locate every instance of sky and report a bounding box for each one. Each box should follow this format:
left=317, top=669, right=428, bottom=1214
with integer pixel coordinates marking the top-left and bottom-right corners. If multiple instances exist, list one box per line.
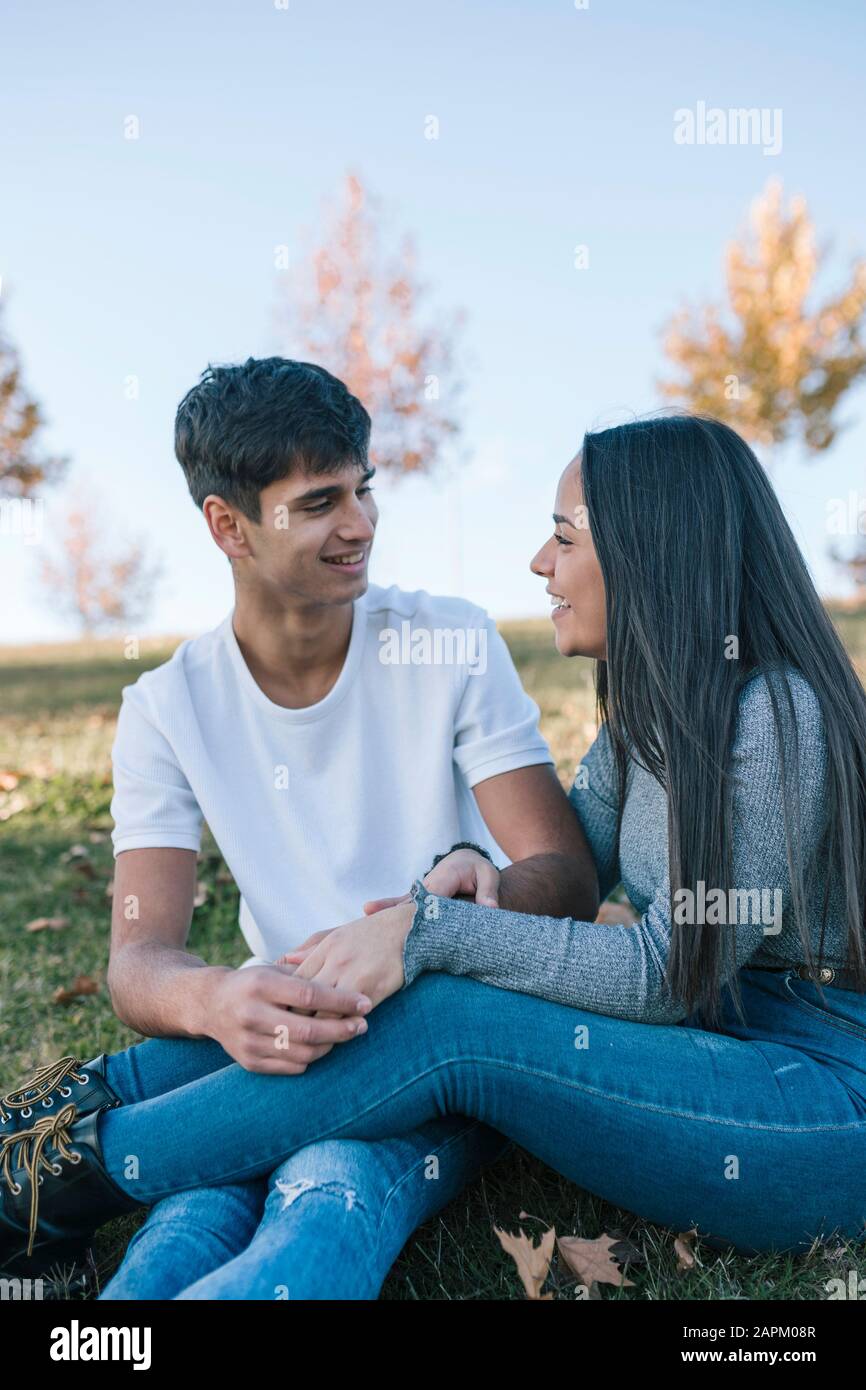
left=1, top=0, right=865, bottom=642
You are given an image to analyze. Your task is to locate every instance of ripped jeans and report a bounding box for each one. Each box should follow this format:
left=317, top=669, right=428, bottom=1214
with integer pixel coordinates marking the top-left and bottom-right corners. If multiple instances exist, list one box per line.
left=99, top=1031, right=508, bottom=1299
left=96, top=964, right=866, bottom=1261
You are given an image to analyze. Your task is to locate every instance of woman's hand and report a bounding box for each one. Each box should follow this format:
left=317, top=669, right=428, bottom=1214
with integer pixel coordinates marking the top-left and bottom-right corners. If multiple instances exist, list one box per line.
left=362, top=847, right=500, bottom=915
left=287, top=901, right=416, bottom=1011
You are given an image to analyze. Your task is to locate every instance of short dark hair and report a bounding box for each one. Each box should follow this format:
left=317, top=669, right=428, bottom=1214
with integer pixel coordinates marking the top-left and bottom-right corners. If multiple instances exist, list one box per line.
left=174, top=357, right=372, bottom=521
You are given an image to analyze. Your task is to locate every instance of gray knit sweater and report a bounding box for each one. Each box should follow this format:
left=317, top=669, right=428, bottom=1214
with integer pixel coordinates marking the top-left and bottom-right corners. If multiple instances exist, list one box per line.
left=401, top=667, right=849, bottom=1024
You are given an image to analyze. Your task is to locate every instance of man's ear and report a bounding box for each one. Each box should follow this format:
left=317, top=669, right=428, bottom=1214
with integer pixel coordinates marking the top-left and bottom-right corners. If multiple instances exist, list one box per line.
left=202, top=494, right=253, bottom=560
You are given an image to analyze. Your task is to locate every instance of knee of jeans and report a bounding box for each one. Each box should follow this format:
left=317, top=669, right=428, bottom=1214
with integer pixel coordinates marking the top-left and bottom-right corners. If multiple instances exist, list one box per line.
left=264, top=1145, right=384, bottom=1225
left=137, top=1181, right=266, bottom=1232
left=269, top=1136, right=382, bottom=1189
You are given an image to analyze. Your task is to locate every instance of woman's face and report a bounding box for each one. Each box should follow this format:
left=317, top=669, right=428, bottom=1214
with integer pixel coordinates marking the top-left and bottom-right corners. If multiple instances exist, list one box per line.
left=530, top=454, right=607, bottom=659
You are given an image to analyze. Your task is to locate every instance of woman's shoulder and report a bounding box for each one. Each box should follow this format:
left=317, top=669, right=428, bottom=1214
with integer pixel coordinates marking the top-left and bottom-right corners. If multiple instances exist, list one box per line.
left=737, top=663, right=822, bottom=726
left=734, top=664, right=826, bottom=771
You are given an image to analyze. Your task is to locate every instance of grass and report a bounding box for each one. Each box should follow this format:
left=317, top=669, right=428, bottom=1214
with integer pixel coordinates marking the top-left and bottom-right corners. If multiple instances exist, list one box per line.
left=1, top=613, right=865, bottom=1300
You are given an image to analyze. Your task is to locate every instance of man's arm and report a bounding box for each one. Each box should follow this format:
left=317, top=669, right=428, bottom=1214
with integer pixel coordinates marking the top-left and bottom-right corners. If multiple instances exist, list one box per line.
left=472, top=764, right=599, bottom=921
left=107, top=846, right=227, bottom=1038
left=107, top=847, right=373, bottom=1073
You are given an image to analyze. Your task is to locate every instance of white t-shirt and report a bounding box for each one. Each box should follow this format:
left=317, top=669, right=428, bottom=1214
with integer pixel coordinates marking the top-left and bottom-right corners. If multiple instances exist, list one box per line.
left=110, top=583, right=554, bottom=964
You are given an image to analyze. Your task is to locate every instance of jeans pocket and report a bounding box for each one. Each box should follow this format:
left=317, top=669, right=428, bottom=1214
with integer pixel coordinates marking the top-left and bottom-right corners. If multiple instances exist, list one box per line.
left=781, top=969, right=866, bottom=1045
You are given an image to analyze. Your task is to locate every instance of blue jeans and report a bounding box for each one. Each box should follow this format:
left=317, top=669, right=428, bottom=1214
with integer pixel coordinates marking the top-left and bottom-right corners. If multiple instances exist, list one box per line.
left=97, top=967, right=866, bottom=1256
left=98, top=1039, right=508, bottom=1300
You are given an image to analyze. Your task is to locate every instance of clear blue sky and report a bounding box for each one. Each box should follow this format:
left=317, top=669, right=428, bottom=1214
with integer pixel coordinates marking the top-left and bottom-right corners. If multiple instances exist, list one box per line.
left=2, top=0, right=865, bottom=641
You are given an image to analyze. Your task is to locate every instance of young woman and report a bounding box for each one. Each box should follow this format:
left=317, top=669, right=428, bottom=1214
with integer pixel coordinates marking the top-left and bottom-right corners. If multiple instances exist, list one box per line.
left=4, top=413, right=866, bottom=1273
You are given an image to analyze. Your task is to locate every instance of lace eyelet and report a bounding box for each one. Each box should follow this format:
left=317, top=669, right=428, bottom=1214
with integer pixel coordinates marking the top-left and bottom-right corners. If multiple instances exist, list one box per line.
left=37, top=1175, right=44, bottom=1186
left=10, top=1181, right=22, bottom=1196
left=50, top=1162, right=63, bottom=1175
left=21, top=1106, right=32, bottom=1119
left=42, top=1097, right=54, bottom=1108
left=68, top=1152, right=82, bottom=1164
left=80, top=1075, right=90, bottom=1085
left=59, top=1087, right=72, bottom=1098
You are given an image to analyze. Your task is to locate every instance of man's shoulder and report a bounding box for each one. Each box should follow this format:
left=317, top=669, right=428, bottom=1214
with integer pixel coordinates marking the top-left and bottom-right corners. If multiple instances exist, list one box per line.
left=118, top=617, right=231, bottom=715
left=361, top=582, right=490, bottom=631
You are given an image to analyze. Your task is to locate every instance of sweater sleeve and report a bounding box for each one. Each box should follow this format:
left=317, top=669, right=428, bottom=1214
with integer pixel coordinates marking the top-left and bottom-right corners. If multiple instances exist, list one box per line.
left=567, top=722, right=622, bottom=902
left=401, top=668, right=828, bottom=1024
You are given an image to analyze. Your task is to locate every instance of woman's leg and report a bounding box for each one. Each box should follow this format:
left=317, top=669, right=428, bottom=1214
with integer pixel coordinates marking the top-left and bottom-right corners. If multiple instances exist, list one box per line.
left=97, top=972, right=866, bottom=1254
left=176, top=1118, right=510, bottom=1300
left=103, top=1036, right=236, bottom=1105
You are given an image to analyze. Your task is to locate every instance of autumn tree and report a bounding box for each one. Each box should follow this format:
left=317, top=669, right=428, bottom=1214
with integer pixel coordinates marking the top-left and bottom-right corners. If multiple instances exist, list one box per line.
left=278, top=173, right=465, bottom=479
left=0, top=300, right=67, bottom=496
left=40, top=496, right=163, bottom=636
left=659, top=179, right=866, bottom=455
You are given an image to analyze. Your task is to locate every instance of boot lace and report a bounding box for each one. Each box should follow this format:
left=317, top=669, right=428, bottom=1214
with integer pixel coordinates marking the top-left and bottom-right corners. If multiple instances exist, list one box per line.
left=0, top=1103, right=81, bottom=1256
left=0, top=1056, right=89, bottom=1124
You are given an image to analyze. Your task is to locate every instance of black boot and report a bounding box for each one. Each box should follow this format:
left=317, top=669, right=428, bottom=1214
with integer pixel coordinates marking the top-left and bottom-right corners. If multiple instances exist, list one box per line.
left=0, top=1054, right=121, bottom=1136
left=0, top=1101, right=143, bottom=1276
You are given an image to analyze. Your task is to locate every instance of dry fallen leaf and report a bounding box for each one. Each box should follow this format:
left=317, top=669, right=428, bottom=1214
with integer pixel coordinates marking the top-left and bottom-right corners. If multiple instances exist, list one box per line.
left=0, top=792, right=28, bottom=821
left=193, top=881, right=209, bottom=907
left=557, top=1233, right=636, bottom=1289
left=53, top=975, right=99, bottom=1005
left=0, top=771, right=22, bottom=791
left=25, top=916, right=70, bottom=933
left=494, top=1224, right=556, bottom=1299
left=674, top=1228, right=699, bottom=1272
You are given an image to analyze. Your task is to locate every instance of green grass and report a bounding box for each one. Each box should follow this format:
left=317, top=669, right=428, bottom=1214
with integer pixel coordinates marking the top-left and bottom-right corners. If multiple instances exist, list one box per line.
left=1, top=614, right=865, bottom=1300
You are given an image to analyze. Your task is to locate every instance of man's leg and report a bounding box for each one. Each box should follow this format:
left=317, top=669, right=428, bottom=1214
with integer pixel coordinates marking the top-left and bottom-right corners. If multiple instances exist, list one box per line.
left=177, top=1118, right=510, bottom=1300
left=99, top=1180, right=268, bottom=1300
left=98, top=1036, right=261, bottom=1299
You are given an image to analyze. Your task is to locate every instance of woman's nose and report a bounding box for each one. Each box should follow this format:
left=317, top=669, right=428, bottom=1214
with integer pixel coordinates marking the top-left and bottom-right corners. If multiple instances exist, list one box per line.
left=530, top=539, right=554, bottom=577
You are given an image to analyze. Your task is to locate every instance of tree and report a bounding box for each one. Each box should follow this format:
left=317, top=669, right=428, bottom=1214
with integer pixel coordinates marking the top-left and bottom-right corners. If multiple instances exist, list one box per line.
left=0, top=300, right=68, bottom=497
left=278, top=173, right=465, bottom=479
left=659, top=179, right=866, bottom=455
left=39, top=496, right=163, bottom=636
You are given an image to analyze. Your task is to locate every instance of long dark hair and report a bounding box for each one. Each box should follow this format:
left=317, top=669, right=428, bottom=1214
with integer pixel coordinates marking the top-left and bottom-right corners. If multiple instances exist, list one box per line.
left=580, top=414, right=866, bottom=1026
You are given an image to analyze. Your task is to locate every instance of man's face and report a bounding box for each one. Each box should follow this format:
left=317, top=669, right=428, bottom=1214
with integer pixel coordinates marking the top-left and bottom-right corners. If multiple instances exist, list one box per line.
left=221, top=462, right=378, bottom=606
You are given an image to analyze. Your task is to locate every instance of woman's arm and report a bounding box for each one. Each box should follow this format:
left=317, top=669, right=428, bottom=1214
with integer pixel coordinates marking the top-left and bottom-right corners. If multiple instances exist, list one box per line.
left=400, top=671, right=830, bottom=1025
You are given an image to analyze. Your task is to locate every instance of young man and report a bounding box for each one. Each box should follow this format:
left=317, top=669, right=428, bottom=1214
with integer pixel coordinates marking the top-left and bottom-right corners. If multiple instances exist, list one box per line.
left=1, top=358, right=597, bottom=1296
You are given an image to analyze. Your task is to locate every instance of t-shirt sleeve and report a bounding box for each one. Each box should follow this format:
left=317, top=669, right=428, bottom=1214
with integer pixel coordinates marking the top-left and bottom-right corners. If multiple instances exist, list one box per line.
left=110, top=685, right=204, bottom=856
left=451, top=615, right=554, bottom=787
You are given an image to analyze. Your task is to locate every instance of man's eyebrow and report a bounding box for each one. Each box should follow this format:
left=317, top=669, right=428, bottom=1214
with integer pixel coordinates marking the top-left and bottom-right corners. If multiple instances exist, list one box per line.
left=294, top=466, right=376, bottom=505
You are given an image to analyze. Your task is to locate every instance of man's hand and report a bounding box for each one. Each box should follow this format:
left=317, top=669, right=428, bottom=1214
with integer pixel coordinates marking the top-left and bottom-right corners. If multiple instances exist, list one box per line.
left=362, top=847, right=500, bottom=916
left=209, top=963, right=373, bottom=1074
left=290, top=902, right=415, bottom=1011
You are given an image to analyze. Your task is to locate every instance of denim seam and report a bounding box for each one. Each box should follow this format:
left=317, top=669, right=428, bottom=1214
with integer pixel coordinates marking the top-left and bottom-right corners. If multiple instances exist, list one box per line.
left=781, top=977, right=866, bottom=1044
left=136, top=1057, right=866, bottom=1202
left=372, top=1119, right=492, bottom=1267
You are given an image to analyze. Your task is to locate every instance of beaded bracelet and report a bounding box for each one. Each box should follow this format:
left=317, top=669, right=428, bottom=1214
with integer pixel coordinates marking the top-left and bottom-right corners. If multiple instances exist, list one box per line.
left=422, top=840, right=494, bottom=879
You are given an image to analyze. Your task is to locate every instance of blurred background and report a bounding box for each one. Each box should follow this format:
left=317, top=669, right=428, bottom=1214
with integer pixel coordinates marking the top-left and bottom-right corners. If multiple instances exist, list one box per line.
left=2, top=0, right=866, bottom=643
